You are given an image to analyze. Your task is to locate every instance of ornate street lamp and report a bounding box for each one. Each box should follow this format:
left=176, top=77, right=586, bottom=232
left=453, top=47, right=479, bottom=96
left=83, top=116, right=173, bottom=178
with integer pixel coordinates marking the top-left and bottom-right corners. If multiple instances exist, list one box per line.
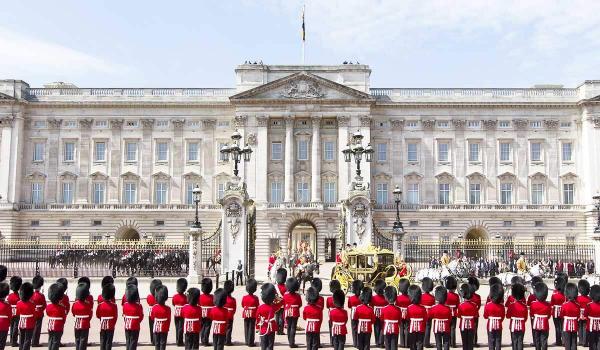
left=220, top=130, right=253, bottom=177
left=192, top=186, right=203, bottom=229
left=188, top=186, right=203, bottom=282
left=392, top=185, right=405, bottom=256
left=594, top=192, right=600, bottom=234
left=342, top=130, right=374, bottom=182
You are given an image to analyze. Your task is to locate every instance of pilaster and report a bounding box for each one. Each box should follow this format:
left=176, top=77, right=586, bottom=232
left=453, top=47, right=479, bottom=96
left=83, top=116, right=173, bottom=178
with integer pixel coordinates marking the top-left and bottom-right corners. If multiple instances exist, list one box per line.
left=284, top=116, right=294, bottom=202
left=172, top=119, right=185, bottom=204
left=107, top=119, right=123, bottom=204
left=201, top=119, right=216, bottom=204
left=140, top=118, right=154, bottom=203
left=337, top=116, right=350, bottom=200
left=484, top=120, right=498, bottom=203
left=46, top=118, right=62, bottom=203
left=453, top=120, right=466, bottom=204
left=255, top=116, right=269, bottom=203
left=311, top=115, right=322, bottom=202
left=545, top=119, right=560, bottom=204
left=77, top=119, right=93, bottom=203
left=422, top=119, right=436, bottom=204
left=514, top=119, right=529, bottom=204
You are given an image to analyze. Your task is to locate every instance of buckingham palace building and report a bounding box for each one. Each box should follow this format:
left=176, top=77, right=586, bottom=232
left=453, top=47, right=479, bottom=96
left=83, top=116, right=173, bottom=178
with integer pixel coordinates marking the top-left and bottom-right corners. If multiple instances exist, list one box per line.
left=1, top=64, right=600, bottom=265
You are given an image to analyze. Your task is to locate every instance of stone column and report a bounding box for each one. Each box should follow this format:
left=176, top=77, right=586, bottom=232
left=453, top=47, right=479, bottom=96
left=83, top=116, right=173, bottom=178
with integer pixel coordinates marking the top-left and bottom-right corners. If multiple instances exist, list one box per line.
left=453, top=120, right=467, bottom=203
left=77, top=119, right=93, bottom=203
left=0, top=116, right=15, bottom=202
left=337, top=116, right=350, bottom=200
left=187, top=226, right=202, bottom=284
left=7, top=115, right=25, bottom=203
left=140, top=119, right=154, bottom=203
left=172, top=119, right=186, bottom=204
left=255, top=116, right=269, bottom=203
left=284, top=116, right=295, bottom=202
left=108, top=119, right=123, bottom=204
left=220, top=181, right=248, bottom=273
left=422, top=119, right=436, bottom=203
left=514, top=119, right=529, bottom=204
left=359, top=116, right=372, bottom=183
left=484, top=120, right=498, bottom=203
left=311, top=116, right=322, bottom=202
left=201, top=120, right=216, bottom=204
left=46, top=118, right=62, bottom=203
left=390, top=119, right=404, bottom=189
left=545, top=119, right=560, bottom=204
left=581, top=113, right=600, bottom=201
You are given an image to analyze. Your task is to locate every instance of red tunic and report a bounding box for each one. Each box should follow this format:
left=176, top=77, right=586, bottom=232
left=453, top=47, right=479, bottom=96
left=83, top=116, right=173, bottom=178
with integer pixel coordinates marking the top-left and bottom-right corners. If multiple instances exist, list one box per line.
left=381, top=304, right=402, bottom=335
left=16, top=300, right=36, bottom=330
left=150, top=304, right=171, bottom=333
left=59, top=295, right=70, bottom=321
left=530, top=300, right=551, bottom=331
left=483, top=302, right=505, bottom=331
left=146, top=294, right=157, bottom=316
left=550, top=290, right=566, bottom=319
left=85, top=295, right=93, bottom=306
left=457, top=300, right=478, bottom=330
left=256, top=303, right=281, bottom=335
left=172, top=293, right=187, bottom=318
left=31, top=291, right=47, bottom=319
left=7, top=292, right=19, bottom=319
left=316, top=296, right=325, bottom=310
left=348, top=295, right=362, bottom=320
left=505, top=295, right=526, bottom=307
left=303, top=304, right=323, bottom=333
left=283, top=292, right=302, bottom=319
left=421, top=293, right=435, bottom=314
left=209, top=306, right=229, bottom=335
left=326, top=296, right=334, bottom=310
left=446, top=291, right=459, bottom=318
left=527, top=294, right=537, bottom=307
left=584, top=301, right=600, bottom=332
left=96, top=301, right=118, bottom=331
left=200, top=294, right=214, bottom=319
left=241, top=294, right=260, bottom=319
left=0, top=300, right=10, bottom=332
left=181, top=304, right=202, bottom=334
left=122, top=302, right=144, bottom=331
left=353, top=304, right=376, bottom=334
left=560, top=301, right=580, bottom=332
left=371, top=294, right=388, bottom=319
left=429, top=304, right=452, bottom=334
left=71, top=300, right=93, bottom=330
left=329, top=307, right=348, bottom=335
left=506, top=300, right=528, bottom=332
left=225, top=295, right=237, bottom=321
left=276, top=284, right=287, bottom=298
left=121, top=293, right=128, bottom=305
left=407, top=304, right=427, bottom=333
left=470, top=293, right=482, bottom=310
left=396, top=294, right=411, bottom=320
left=577, top=295, right=592, bottom=320
left=97, top=295, right=115, bottom=305
left=45, top=303, right=66, bottom=332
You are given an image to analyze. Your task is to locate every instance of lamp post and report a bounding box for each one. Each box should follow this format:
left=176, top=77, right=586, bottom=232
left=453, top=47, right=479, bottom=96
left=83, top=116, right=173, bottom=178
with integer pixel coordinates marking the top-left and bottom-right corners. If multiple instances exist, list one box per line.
left=220, top=130, right=253, bottom=178
left=594, top=192, right=600, bottom=235
left=187, top=186, right=203, bottom=283
left=342, top=130, right=374, bottom=182
left=392, top=185, right=405, bottom=256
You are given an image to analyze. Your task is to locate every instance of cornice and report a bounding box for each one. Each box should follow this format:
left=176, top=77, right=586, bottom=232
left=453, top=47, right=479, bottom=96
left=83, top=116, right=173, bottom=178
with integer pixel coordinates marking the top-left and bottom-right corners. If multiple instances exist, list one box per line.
left=373, top=101, right=580, bottom=109
left=19, top=101, right=234, bottom=108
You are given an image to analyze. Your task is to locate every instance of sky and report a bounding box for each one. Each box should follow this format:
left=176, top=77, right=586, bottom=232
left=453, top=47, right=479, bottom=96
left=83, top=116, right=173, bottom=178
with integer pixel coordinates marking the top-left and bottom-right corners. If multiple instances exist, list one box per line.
left=0, top=0, right=599, bottom=88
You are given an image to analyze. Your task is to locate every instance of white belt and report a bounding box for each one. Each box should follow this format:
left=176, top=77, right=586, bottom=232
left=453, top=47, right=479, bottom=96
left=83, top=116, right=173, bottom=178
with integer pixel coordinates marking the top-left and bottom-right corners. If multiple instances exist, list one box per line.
left=285, top=305, right=300, bottom=318
left=100, top=317, right=114, bottom=330
left=243, top=306, right=257, bottom=318
left=0, top=315, right=8, bottom=318
left=47, top=317, right=63, bottom=331
left=332, top=321, right=346, bottom=335
left=306, top=318, right=320, bottom=333
left=432, top=318, right=447, bottom=333
left=409, top=318, right=424, bottom=333
left=400, top=307, right=408, bottom=319
left=358, top=318, right=371, bottom=333
left=552, top=305, right=562, bottom=318
left=174, top=305, right=184, bottom=317
left=258, top=317, right=275, bottom=336
left=487, top=317, right=502, bottom=331
left=589, top=317, right=600, bottom=331
left=374, top=306, right=384, bottom=318
left=383, top=320, right=398, bottom=334
left=532, top=315, right=548, bottom=330
left=510, top=317, right=525, bottom=332
left=212, top=320, right=227, bottom=334
left=124, top=316, right=139, bottom=329
left=351, top=306, right=357, bottom=319
left=35, top=305, right=44, bottom=310
left=563, top=316, right=577, bottom=332
left=153, top=318, right=168, bottom=333
left=184, top=318, right=200, bottom=333
left=11, top=305, right=16, bottom=317
left=460, top=316, right=475, bottom=330
left=201, top=306, right=211, bottom=318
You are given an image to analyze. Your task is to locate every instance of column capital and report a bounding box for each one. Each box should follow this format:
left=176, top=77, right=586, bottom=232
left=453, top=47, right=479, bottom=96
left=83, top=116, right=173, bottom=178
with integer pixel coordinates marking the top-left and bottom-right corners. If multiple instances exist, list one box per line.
left=311, top=115, right=322, bottom=129
left=233, top=115, right=247, bottom=128
left=513, top=119, right=528, bottom=130
left=483, top=119, right=497, bottom=130
left=422, top=119, right=436, bottom=130
left=588, top=116, right=600, bottom=128
left=202, top=119, right=217, bottom=129
left=171, top=119, right=186, bottom=129
left=79, top=119, right=93, bottom=129
left=337, top=115, right=350, bottom=127
left=544, top=119, right=559, bottom=129
left=110, top=119, right=124, bottom=129
left=284, top=115, right=295, bottom=127
left=390, top=118, right=404, bottom=130
left=141, top=118, right=155, bottom=129
left=360, top=116, right=371, bottom=127
left=257, top=116, right=269, bottom=127
left=452, top=119, right=466, bottom=129
left=0, top=115, right=15, bottom=128
left=47, top=117, right=63, bottom=129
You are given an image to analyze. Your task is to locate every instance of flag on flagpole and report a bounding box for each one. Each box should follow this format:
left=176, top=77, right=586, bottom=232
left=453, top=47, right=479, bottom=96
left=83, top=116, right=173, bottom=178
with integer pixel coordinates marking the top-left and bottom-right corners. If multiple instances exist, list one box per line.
left=301, top=5, right=305, bottom=42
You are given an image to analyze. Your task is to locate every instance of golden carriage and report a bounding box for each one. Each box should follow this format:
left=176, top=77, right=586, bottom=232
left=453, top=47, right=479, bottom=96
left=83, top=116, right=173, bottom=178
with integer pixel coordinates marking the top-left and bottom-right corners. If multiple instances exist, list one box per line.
left=331, top=246, right=412, bottom=293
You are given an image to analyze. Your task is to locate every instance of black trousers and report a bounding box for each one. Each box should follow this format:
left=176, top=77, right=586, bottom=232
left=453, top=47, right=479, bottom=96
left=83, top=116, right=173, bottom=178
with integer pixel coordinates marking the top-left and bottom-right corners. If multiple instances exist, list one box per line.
left=260, top=333, right=275, bottom=350
left=175, top=317, right=184, bottom=346
left=553, top=317, right=563, bottom=346
left=332, top=335, right=346, bottom=350
left=10, top=318, right=19, bottom=346
left=125, top=330, right=139, bottom=350
left=563, top=331, right=577, bottom=350
left=74, top=329, right=88, bottom=350
left=19, top=329, right=33, bottom=350
left=351, top=320, right=359, bottom=347
left=287, top=317, right=298, bottom=346
left=200, top=318, right=211, bottom=345
left=244, top=318, right=256, bottom=346
left=461, top=329, right=474, bottom=350
left=473, top=319, right=479, bottom=345
left=580, top=320, right=589, bottom=346
left=48, top=331, right=62, bottom=350
left=449, top=318, right=457, bottom=348
left=236, top=272, right=243, bottom=286
left=357, top=332, right=371, bottom=350
left=385, top=334, right=398, bottom=350
left=510, top=331, right=524, bottom=350
left=424, top=320, right=432, bottom=347
left=408, top=332, right=424, bottom=350
left=374, top=318, right=382, bottom=347
left=276, top=309, right=284, bottom=335
left=532, top=330, right=548, bottom=350
left=0, top=331, right=7, bottom=350
left=185, top=332, right=199, bottom=350
left=225, top=320, right=233, bottom=345
left=434, top=332, right=450, bottom=350
left=589, top=331, right=600, bottom=350
left=213, top=334, right=225, bottom=350
left=329, top=321, right=333, bottom=346
left=154, top=332, right=167, bottom=350
left=399, top=320, right=408, bottom=347
left=100, top=330, right=114, bottom=350
left=307, top=332, right=319, bottom=350
left=32, top=317, right=43, bottom=346
left=487, top=330, right=501, bottom=350
left=149, top=319, right=155, bottom=346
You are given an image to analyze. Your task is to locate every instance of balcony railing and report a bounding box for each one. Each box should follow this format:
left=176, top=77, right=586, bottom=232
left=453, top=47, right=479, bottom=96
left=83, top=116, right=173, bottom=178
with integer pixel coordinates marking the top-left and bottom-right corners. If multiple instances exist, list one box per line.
left=371, top=203, right=586, bottom=210
left=370, top=88, right=578, bottom=99
left=16, top=203, right=222, bottom=210
left=27, top=88, right=236, bottom=99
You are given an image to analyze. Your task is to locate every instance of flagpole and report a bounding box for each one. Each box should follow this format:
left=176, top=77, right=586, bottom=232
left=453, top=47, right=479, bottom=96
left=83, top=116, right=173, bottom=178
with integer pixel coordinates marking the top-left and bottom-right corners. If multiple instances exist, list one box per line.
left=302, top=4, right=305, bottom=64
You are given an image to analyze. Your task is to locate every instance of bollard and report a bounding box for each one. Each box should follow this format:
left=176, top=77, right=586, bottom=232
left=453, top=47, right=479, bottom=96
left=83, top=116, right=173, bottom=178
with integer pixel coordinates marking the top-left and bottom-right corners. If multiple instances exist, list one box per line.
left=112, top=266, right=116, bottom=279
left=74, top=261, right=79, bottom=279
left=216, top=274, right=220, bottom=288
left=226, top=272, right=229, bottom=281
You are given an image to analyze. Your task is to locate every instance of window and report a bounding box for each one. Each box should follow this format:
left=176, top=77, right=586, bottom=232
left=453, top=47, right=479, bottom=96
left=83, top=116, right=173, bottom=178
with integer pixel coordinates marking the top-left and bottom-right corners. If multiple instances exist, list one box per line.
left=534, top=220, right=544, bottom=227
left=33, top=121, right=46, bottom=128
left=126, top=120, right=138, bottom=127
left=217, top=121, right=230, bottom=128
left=560, top=122, right=572, bottom=128
left=155, top=120, right=169, bottom=128
left=438, top=142, right=449, bottom=162
left=530, top=142, right=542, bottom=162
left=438, top=183, right=450, bottom=204
left=407, top=183, right=419, bottom=204
left=65, top=120, right=77, bottom=128
left=498, top=121, right=511, bottom=128
left=406, top=121, right=418, bottom=128
left=155, top=220, right=165, bottom=226
left=218, top=143, right=228, bottom=161
left=188, top=120, right=200, bottom=127
left=61, top=220, right=71, bottom=227
left=93, top=183, right=105, bottom=204
left=563, top=183, right=574, bottom=204
left=377, top=143, right=387, bottom=162
left=323, top=182, right=337, bottom=203
left=187, top=142, right=199, bottom=161
left=33, top=142, right=45, bottom=161
left=155, top=182, right=168, bottom=204
left=61, top=182, right=73, bottom=204
left=270, top=182, right=283, bottom=203
left=156, top=142, right=168, bottom=162
left=271, top=142, right=283, bottom=161
left=323, top=141, right=335, bottom=161
left=499, top=142, right=511, bottom=162
left=296, top=182, right=309, bottom=202
left=468, top=121, right=480, bottom=128
left=297, top=140, right=308, bottom=160
left=500, top=183, right=512, bottom=204
left=63, top=142, right=75, bottom=162
left=94, top=142, right=106, bottom=162
left=185, top=182, right=199, bottom=205
left=469, top=184, right=481, bottom=204
left=468, top=142, right=480, bottom=162
left=30, top=220, right=40, bottom=227
left=437, top=121, right=449, bottom=128
left=503, top=221, right=512, bottom=227
left=531, top=183, right=544, bottom=204
left=125, top=142, right=137, bottom=161
left=566, top=221, right=576, bottom=227
left=407, top=143, right=418, bottom=162
left=376, top=183, right=388, bottom=204
left=440, top=221, right=450, bottom=227
left=409, top=221, right=418, bottom=227
left=562, top=142, right=572, bottom=162
left=95, top=120, right=108, bottom=128
left=92, top=220, right=102, bottom=226
left=123, top=182, right=137, bottom=204
left=31, top=183, right=43, bottom=204
left=530, top=121, right=542, bottom=128
left=217, top=183, right=226, bottom=200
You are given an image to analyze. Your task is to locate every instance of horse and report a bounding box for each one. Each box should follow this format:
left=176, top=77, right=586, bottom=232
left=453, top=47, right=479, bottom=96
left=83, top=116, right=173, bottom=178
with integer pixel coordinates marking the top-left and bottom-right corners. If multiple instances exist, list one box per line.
left=414, top=268, right=441, bottom=283
left=296, top=262, right=318, bottom=294
left=583, top=274, right=600, bottom=286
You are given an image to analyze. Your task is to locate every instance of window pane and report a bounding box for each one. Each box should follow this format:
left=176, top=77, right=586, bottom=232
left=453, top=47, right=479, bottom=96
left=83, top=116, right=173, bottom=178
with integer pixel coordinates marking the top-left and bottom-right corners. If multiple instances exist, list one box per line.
left=407, top=143, right=418, bottom=162
left=62, top=182, right=73, bottom=204
left=296, top=182, right=309, bottom=202
left=377, top=143, right=387, bottom=161
left=469, top=184, right=480, bottom=204
left=438, top=143, right=449, bottom=162
left=271, top=142, right=282, bottom=160
left=501, top=183, right=512, bottom=204
left=156, top=142, right=168, bottom=161
left=155, top=182, right=168, bottom=204
left=376, top=183, right=388, bottom=205
left=531, top=142, right=541, bottom=161
left=33, top=143, right=44, bottom=161
left=531, top=183, right=544, bottom=204
left=563, top=183, right=574, bottom=205
left=31, top=183, right=43, bottom=204
left=126, top=142, right=137, bottom=161
left=271, top=182, right=282, bottom=203
left=562, top=142, right=572, bottom=161
left=323, top=142, right=335, bottom=161
left=185, top=182, right=198, bottom=205
left=217, top=183, right=225, bottom=200
left=500, top=142, right=511, bottom=162
left=469, top=143, right=479, bottom=162
left=124, top=182, right=137, bottom=204
left=93, top=183, right=105, bottom=204
left=188, top=143, right=198, bottom=161
left=298, top=140, right=308, bottom=160
left=438, top=183, right=450, bottom=204
left=95, top=142, right=106, bottom=161
left=324, top=182, right=337, bottom=203
left=64, top=142, right=75, bottom=161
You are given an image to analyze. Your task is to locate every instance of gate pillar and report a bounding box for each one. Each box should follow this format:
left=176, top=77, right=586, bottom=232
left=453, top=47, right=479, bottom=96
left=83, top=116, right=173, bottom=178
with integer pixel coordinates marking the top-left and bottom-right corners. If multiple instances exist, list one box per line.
left=187, top=226, right=202, bottom=284
left=220, top=178, right=250, bottom=274
left=343, top=181, right=372, bottom=247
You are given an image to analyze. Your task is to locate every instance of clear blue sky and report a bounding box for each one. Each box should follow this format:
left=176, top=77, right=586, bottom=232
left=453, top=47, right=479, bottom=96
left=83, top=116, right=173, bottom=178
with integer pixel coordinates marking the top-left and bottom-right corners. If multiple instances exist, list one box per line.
left=1, top=0, right=598, bottom=88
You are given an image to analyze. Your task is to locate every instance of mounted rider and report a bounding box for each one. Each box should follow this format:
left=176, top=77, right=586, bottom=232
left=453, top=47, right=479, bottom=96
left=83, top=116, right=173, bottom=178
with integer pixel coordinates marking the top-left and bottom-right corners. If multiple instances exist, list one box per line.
left=440, top=250, right=451, bottom=266
left=516, top=252, right=528, bottom=274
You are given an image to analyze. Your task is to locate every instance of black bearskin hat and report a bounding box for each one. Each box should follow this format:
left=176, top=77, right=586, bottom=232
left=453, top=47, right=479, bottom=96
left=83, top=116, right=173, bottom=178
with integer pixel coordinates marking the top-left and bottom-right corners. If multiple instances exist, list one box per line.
left=557, top=272, right=568, bottom=283
left=47, top=283, right=64, bottom=304
left=359, top=287, right=372, bottom=305
left=351, top=280, right=364, bottom=296
left=214, top=288, right=227, bottom=307
left=0, top=282, right=9, bottom=299
left=467, top=276, right=479, bottom=291
left=530, top=276, right=543, bottom=286
left=246, top=278, right=258, bottom=295
left=384, top=285, right=397, bottom=304
left=329, top=280, right=341, bottom=293
left=511, top=283, right=525, bottom=301
left=101, top=276, right=114, bottom=288
left=126, top=284, right=140, bottom=304
left=591, top=285, right=600, bottom=303
left=56, top=278, right=68, bottom=291
left=408, top=284, right=422, bottom=305
left=398, top=279, right=410, bottom=295
left=75, top=283, right=89, bottom=302
left=434, top=286, right=448, bottom=304
left=149, top=279, right=163, bottom=297
left=444, top=276, right=457, bottom=291
left=533, top=282, right=548, bottom=302
left=488, top=276, right=502, bottom=287
left=126, top=276, right=138, bottom=287
left=201, top=278, right=213, bottom=295
left=275, top=268, right=287, bottom=285
left=260, top=283, right=276, bottom=305
left=459, top=283, right=472, bottom=300
left=554, top=276, right=567, bottom=293
left=333, top=289, right=345, bottom=308
left=155, top=285, right=169, bottom=305
left=285, top=278, right=300, bottom=293
left=32, top=275, right=44, bottom=289
left=578, top=279, right=591, bottom=296
left=19, top=282, right=34, bottom=302
left=311, top=278, right=323, bottom=293
left=224, top=280, right=234, bottom=295
left=10, top=276, right=22, bottom=293
left=510, top=275, right=524, bottom=285
left=565, top=282, right=578, bottom=301
left=421, top=277, right=434, bottom=293
left=102, top=283, right=115, bottom=302
left=306, top=286, right=319, bottom=305
left=77, top=277, right=91, bottom=288
left=0, top=265, right=7, bottom=282
left=488, top=283, right=504, bottom=304
left=373, top=280, right=386, bottom=296
left=176, top=278, right=188, bottom=294
left=187, top=287, right=200, bottom=306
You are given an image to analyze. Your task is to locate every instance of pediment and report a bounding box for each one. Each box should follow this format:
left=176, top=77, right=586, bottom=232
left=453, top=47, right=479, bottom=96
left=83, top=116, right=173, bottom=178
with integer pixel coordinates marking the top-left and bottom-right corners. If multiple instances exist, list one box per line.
left=120, top=171, right=140, bottom=180
left=373, top=172, right=392, bottom=180
left=89, top=171, right=109, bottom=180
left=560, top=171, right=578, bottom=179
left=152, top=171, right=171, bottom=180
left=435, top=171, right=454, bottom=180
left=230, top=72, right=374, bottom=103
left=27, top=171, right=47, bottom=180
left=183, top=171, right=202, bottom=180
left=497, top=171, right=516, bottom=180
left=404, top=171, right=424, bottom=180
left=59, top=171, right=78, bottom=180
left=528, top=171, right=547, bottom=180
left=214, top=172, right=230, bottom=180
left=466, top=171, right=486, bottom=180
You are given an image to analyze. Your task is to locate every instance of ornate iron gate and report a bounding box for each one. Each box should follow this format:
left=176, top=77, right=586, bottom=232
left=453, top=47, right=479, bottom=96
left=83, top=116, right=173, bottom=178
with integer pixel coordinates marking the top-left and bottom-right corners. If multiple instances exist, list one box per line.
left=246, top=202, right=256, bottom=278
left=371, top=224, right=393, bottom=250
left=200, top=220, right=222, bottom=278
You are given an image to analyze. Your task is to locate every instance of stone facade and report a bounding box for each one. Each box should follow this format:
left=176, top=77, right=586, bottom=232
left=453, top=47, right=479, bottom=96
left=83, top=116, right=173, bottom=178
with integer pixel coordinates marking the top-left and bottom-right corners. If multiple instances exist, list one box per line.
left=1, top=65, right=600, bottom=267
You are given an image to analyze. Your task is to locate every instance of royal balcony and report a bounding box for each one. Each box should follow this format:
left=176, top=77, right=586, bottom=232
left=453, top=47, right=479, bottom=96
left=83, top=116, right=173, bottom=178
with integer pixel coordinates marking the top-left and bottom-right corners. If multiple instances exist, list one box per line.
left=371, top=203, right=586, bottom=211
left=13, top=203, right=222, bottom=211
left=27, top=88, right=236, bottom=102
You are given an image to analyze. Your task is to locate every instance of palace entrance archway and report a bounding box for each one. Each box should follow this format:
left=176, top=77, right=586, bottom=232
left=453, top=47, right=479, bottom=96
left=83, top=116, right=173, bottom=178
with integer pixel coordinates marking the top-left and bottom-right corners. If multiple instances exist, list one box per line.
left=288, top=220, right=317, bottom=260
left=464, top=227, right=488, bottom=259
left=116, top=227, right=141, bottom=240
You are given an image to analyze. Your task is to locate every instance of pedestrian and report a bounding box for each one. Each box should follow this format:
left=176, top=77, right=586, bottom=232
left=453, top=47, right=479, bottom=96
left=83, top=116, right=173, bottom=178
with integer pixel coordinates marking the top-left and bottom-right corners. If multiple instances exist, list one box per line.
left=0, top=282, right=11, bottom=350
left=16, top=282, right=36, bottom=350
left=77, top=277, right=93, bottom=306
left=505, top=276, right=525, bottom=307
left=274, top=269, right=287, bottom=335
left=444, top=276, right=459, bottom=348
left=507, top=283, right=527, bottom=350
left=381, top=286, right=401, bottom=350
left=421, top=278, right=435, bottom=348
left=429, top=286, right=451, bottom=350
left=147, top=279, right=162, bottom=346
left=96, top=283, right=118, bottom=350
left=199, top=278, right=214, bottom=346
left=181, top=287, right=201, bottom=350
left=466, top=277, right=481, bottom=346
left=256, top=283, right=281, bottom=350
left=173, top=278, right=188, bottom=347
left=303, top=287, right=323, bottom=350
left=150, top=285, right=171, bottom=350
left=122, top=284, right=143, bottom=350
left=483, top=284, right=505, bottom=350
left=8, top=276, right=22, bottom=347
left=97, top=276, right=115, bottom=304
left=327, top=280, right=342, bottom=346
left=551, top=276, right=568, bottom=346
left=241, top=279, right=259, bottom=347
left=121, top=277, right=138, bottom=305
left=354, top=287, right=375, bottom=350
left=457, top=284, right=477, bottom=350
left=223, top=280, right=236, bottom=346
left=236, top=260, right=244, bottom=286
left=71, top=283, right=92, bottom=350
left=348, top=280, right=364, bottom=348
left=527, top=276, right=543, bottom=308
left=330, top=289, right=348, bottom=350
left=530, top=283, right=551, bottom=350
left=209, top=288, right=228, bottom=350
left=407, top=285, right=427, bottom=350
left=585, top=285, right=600, bottom=350
left=310, top=277, right=325, bottom=348
left=30, top=275, right=45, bottom=347
left=396, top=279, right=411, bottom=347
left=577, top=279, right=592, bottom=346
left=284, top=277, right=302, bottom=348
left=372, top=279, right=388, bottom=348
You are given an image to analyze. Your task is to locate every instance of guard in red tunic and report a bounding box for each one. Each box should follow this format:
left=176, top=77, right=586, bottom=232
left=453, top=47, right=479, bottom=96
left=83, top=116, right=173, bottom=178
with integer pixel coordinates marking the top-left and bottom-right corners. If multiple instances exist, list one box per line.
left=274, top=268, right=287, bottom=335
left=348, top=280, right=364, bottom=348
left=421, top=278, right=435, bottom=348
left=577, top=279, right=592, bottom=346
left=505, top=276, right=526, bottom=307
left=483, top=284, right=505, bottom=350
left=121, top=277, right=138, bottom=305
left=311, top=278, right=325, bottom=311
left=71, top=283, right=92, bottom=350
left=284, top=277, right=302, bottom=347
left=45, top=284, right=66, bottom=350
left=527, top=277, right=544, bottom=308
left=97, top=276, right=115, bottom=304
left=372, top=280, right=389, bottom=348
left=327, top=280, right=342, bottom=346
left=16, top=282, right=36, bottom=350
left=147, top=279, right=163, bottom=346
left=199, top=278, right=214, bottom=346
left=585, top=285, right=600, bottom=350
left=304, top=287, right=323, bottom=350
left=0, top=282, right=11, bottom=349
left=530, top=283, right=551, bottom=350
left=210, top=288, right=229, bottom=350
left=77, top=277, right=94, bottom=306
left=429, top=286, right=452, bottom=350
left=551, top=276, right=567, bottom=346
left=329, top=289, right=348, bottom=350
left=242, top=279, right=259, bottom=347
left=354, top=287, right=375, bottom=350
left=96, top=283, right=118, bottom=350
left=407, top=285, right=428, bottom=350
left=8, top=276, right=22, bottom=347
left=122, top=285, right=144, bottom=350
left=150, top=285, right=171, bottom=350
left=256, top=283, right=282, bottom=350
left=181, top=287, right=201, bottom=350
left=56, top=278, right=70, bottom=320
left=466, top=277, right=481, bottom=347
left=30, top=275, right=45, bottom=347
left=381, top=286, right=401, bottom=350
left=223, top=280, right=237, bottom=346
left=561, top=283, right=580, bottom=350
left=507, top=283, right=528, bottom=350
left=457, top=284, right=477, bottom=350
left=396, top=279, right=411, bottom=347
left=173, top=278, right=188, bottom=347
left=444, top=277, right=459, bottom=348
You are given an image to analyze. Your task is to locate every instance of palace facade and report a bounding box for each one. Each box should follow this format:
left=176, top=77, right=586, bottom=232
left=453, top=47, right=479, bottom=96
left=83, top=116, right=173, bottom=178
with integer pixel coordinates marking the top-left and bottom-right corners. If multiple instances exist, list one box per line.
left=1, top=64, right=599, bottom=269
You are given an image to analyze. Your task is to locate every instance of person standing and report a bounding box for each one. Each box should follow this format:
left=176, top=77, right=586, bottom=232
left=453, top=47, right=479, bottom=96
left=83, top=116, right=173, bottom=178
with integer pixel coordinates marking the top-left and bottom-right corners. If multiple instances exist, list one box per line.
left=8, top=276, right=22, bottom=347
left=96, top=283, right=118, bottom=350
left=147, top=279, right=162, bottom=347
left=561, top=283, right=580, bottom=350
left=223, top=280, right=236, bottom=346
left=256, top=284, right=282, bottom=350
left=173, top=278, right=188, bottom=347
left=209, top=288, right=229, bottom=350
left=30, top=276, right=46, bottom=347
left=577, top=279, right=592, bottom=346
left=0, top=282, right=11, bottom=350
left=354, top=287, right=375, bottom=350
left=381, top=286, right=401, bottom=350
left=16, top=282, right=36, bottom=350
left=329, top=290, right=348, bottom=350
left=421, top=278, right=435, bottom=348
left=429, top=286, right=452, bottom=350
left=284, top=278, right=302, bottom=348
left=530, top=283, right=551, bottom=350
left=303, top=287, right=323, bottom=350
left=241, top=279, right=259, bottom=347
left=457, top=284, right=477, bottom=350
left=483, top=284, right=505, bottom=350
left=444, top=277, right=459, bottom=348
left=396, top=280, right=411, bottom=348
left=199, top=278, right=214, bottom=346
left=71, top=283, right=92, bottom=350
left=236, top=260, right=244, bottom=286
left=551, top=276, right=567, bottom=346
left=585, top=285, right=600, bottom=350
left=372, top=280, right=389, bottom=348
left=506, top=284, right=527, bottom=350
left=122, top=285, right=144, bottom=350
left=348, top=280, right=363, bottom=348
left=181, top=288, right=201, bottom=350
left=150, top=285, right=171, bottom=350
